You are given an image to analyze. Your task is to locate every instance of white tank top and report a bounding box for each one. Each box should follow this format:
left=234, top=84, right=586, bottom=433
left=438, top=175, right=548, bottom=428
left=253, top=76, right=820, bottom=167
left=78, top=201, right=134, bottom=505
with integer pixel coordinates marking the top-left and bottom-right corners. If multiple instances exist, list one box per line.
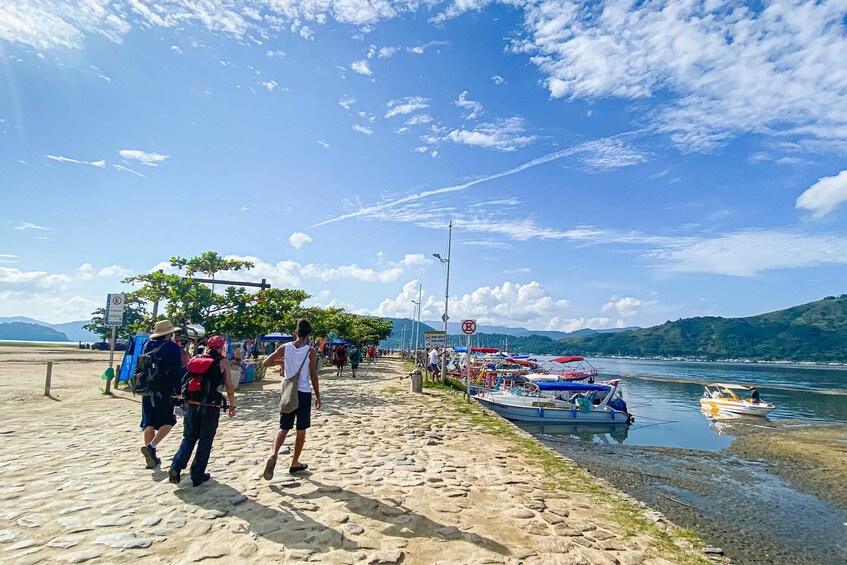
left=283, top=342, right=312, bottom=393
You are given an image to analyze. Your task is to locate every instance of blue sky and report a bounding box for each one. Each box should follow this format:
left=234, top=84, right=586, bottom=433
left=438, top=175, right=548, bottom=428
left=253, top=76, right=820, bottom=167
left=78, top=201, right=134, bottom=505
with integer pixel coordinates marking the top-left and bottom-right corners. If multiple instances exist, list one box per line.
left=2, top=1, right=847, bottom=331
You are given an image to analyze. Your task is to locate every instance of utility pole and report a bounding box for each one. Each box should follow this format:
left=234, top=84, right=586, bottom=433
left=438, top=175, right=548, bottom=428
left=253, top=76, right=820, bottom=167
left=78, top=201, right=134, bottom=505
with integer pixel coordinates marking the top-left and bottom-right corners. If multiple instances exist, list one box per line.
left=432, top=221, right=452, bottom=384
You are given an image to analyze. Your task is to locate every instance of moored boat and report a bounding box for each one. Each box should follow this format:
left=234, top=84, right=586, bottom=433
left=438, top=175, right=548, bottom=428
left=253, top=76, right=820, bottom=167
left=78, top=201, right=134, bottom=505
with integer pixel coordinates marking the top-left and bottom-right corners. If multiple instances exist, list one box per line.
left=476, top=380, right=633, bottom=424
left=699, top=383, right=775, bottom=416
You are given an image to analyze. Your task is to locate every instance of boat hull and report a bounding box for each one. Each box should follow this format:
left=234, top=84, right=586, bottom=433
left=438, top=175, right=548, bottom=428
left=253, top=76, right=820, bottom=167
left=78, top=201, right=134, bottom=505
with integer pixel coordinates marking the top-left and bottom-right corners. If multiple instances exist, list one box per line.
left=476, top=396, right=630, bottom=424
left=699, top=399, right=775, bottom=416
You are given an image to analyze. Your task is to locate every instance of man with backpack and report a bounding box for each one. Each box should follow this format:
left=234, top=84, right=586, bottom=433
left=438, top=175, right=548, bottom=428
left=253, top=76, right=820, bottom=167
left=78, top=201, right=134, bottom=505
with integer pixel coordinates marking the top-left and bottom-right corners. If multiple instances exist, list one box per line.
left=138, top=320, right=184, bottom=469
left=169, top=335, right=236, bottom=487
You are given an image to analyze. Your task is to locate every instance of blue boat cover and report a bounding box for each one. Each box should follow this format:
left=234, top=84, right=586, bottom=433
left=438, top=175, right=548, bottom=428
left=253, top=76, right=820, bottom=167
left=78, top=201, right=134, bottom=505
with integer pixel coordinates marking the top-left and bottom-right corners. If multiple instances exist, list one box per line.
left=534, top=381, right=611, bottom=392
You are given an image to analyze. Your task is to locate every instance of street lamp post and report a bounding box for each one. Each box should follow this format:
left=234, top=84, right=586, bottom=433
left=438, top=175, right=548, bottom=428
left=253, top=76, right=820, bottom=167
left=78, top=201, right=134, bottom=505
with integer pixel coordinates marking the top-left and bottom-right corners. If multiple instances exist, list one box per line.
left=432, top=220, right=453, bottom=384
left=410, top=295, right=421, bottom=363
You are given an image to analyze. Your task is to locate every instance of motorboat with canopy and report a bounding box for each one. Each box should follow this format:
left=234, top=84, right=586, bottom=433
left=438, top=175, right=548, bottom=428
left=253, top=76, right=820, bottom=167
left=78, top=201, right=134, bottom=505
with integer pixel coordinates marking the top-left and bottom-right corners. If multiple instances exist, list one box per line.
left=699, top=383, right=775, bottom=416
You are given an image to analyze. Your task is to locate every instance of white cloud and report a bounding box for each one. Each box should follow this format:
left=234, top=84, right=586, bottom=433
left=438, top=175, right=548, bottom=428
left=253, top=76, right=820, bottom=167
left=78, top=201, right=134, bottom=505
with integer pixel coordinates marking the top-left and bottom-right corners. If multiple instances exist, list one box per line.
left=399, top=253, right=431, bottom=267
left=220, top=256, right=301, bottom=287
left=113, top=164, right=146, bottom=177
left=170, top=45, right=182, bottom=54
left=378, top=46, right=398, bottom=59
left=385, top=96, right=429, bottom=118
left=350, top=60, right=372, bottom=76
left=405, top=114, right=433, bottom=127
left=289, top=231, right=313, bottom=249
left=547, top=317, right=623, bottom=333
left=405, top=40, right=449, bottom=54
left=118, top=149, right=169, bottom=166
left=445, top=117, right=536, bottom=152
left=602, top=296, right=655, bottom=318
left=13, top=222, right=49, bottom=231
left=795, top=170, right=847, bottom=219
left=455, top=91, right=482, bottom=120
left=514, top=0, right=847, bottom=152
left=98, top=264, right=132, bottom=277
left=646, top=229, right=847, bottom=276
left=0, top=267, right=72, bottom=288
left=373, top=280, right=431, bottom=318
left=317, top=140, right=331, bottom=149
left=266, top=49, right=285, bottom=58
left=300, top=263, right=404, bottom=283
left=571, top=138, right=648, bottom=172
left=77, top=263, right=94, bottom=281
left=338, top=95, right=357, bottom=110
left=430, top=150, right=438, bottom=158
left=89, top=65, right=111, bottom=83
left=352, top=124, right=373, bottom=135
left=262, top=80, right=279, bottom=92
left=414, top=146, right=428, bottom=153
left=491, top=74, right=505, bottom=85
left=47, top=154, right=106, bottom=168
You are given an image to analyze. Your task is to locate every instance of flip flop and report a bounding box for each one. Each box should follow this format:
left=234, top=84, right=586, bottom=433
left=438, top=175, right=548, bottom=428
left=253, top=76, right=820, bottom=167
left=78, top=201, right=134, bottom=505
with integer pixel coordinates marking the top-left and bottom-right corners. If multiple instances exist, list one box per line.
left=263, top=456, right=276, bottom=480
left=289, top=463, right=309, bottom=474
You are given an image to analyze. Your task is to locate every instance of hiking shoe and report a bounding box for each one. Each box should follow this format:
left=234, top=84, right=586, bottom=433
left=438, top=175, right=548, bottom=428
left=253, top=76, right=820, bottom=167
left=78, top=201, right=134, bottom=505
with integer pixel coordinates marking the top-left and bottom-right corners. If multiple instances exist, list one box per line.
left=192, top=473, right=211, bottom=487
left=168, top=468, right=181, bottom=485
left=263, top=456, right=276, bottom=480
left=141, top=444, right=157, bottom=469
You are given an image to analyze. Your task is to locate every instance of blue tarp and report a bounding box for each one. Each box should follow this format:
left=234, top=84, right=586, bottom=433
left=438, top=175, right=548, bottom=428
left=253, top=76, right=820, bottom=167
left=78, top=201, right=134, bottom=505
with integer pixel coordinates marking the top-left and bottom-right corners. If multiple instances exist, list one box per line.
left=119, top=335, right=149, bottom=383
left=534, top=381, right=611, bottom=392
left=327, top=339, right=352, bottom=346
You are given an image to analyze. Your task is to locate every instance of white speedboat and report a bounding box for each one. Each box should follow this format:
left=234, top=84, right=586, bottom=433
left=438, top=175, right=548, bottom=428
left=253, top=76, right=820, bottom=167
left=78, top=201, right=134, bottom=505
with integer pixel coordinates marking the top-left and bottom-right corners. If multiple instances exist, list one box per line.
left=699, top=383, right=775, bottom=417
left=476, top=380, right=633, bottom=425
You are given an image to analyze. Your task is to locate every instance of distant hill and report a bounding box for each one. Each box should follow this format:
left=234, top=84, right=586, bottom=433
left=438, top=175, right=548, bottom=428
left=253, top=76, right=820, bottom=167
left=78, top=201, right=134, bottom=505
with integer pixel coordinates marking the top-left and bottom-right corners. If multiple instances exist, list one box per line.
left=423, top=320, right=639, bottom=340
left=560, top=295, right=847, bottom=362
left=0, top=322, right=70, bottom=342
left=379, top=318, right=437, bottom=349
left=0, top=317, right=99, bottom=342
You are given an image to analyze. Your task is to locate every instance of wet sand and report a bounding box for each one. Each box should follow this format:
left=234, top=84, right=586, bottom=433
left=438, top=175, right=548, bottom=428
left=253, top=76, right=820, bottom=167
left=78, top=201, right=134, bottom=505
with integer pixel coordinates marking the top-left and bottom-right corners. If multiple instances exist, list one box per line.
left=0, top=346, right=713, bottom=564
left=539, top=420, right=847, bottom=565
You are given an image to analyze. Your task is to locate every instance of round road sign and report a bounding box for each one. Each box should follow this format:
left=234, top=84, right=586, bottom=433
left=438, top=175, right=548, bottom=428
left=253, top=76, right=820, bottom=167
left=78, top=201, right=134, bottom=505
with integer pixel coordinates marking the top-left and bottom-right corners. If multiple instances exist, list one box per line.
left=461, top=319, right=477, bottom=335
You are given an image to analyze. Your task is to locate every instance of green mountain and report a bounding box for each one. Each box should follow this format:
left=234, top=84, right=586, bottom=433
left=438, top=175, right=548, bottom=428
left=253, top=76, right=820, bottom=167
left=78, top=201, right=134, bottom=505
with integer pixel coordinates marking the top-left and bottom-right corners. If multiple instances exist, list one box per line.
left=560, top=295, right=847, bottom=362
left=0, top=322, right=70, bottom=342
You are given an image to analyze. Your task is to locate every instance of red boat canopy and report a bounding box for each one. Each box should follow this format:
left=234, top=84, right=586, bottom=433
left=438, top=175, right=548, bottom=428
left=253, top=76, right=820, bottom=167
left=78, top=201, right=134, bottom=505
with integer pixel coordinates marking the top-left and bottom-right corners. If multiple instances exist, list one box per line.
left=506, top=358, right=539, bottom=367
left=551, top=355, right=584, bottom=363
left=471, top=347, right=499, bottom=353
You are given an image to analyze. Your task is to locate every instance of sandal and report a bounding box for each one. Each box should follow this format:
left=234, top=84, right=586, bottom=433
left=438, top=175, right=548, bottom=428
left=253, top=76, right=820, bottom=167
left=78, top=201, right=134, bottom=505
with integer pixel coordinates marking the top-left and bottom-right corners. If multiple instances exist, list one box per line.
left=289, top=463, right=309, bottom=474
left=263, top=456, right=277, bottom=480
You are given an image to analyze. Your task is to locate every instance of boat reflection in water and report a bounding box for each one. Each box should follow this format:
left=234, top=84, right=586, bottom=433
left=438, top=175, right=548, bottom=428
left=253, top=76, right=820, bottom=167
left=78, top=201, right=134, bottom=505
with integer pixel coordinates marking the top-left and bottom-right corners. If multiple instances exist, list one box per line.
left=517, top=422, right=630, bottom=444
left=700, top=408, right=775, bottom=436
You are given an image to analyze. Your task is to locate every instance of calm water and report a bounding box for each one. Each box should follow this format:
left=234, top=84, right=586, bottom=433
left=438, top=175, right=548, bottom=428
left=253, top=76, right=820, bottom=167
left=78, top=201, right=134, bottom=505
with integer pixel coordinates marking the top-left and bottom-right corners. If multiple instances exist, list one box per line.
left=522, top=357, right=847, bottom=451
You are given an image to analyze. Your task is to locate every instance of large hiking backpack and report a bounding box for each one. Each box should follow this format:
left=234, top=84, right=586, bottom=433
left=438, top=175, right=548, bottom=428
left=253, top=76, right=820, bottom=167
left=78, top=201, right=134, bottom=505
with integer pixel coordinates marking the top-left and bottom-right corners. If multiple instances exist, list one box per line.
left=130, top=341, right=167, bottom=396
left=181, top=355, right=224, bottom=406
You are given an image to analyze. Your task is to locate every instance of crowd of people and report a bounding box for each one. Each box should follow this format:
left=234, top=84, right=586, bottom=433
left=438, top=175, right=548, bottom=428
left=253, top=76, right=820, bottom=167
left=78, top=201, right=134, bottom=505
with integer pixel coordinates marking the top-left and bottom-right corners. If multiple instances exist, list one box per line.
left=135, top=320, right=395, bottom=485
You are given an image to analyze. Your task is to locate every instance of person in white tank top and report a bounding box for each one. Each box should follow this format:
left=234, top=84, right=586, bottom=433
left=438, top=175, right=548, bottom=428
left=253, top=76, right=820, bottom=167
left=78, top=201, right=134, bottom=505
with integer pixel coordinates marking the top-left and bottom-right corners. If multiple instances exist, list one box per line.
left=260, top=319, right=321, bottom=478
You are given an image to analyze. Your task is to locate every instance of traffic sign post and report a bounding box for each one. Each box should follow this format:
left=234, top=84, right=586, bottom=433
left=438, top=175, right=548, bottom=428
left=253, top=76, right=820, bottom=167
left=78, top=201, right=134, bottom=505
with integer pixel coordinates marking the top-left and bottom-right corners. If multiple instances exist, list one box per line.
left=423, top=330, right=446, bottom=349
left=461, top=320, right=476, bottom=401
left=104, top=293, right=125, bottom=395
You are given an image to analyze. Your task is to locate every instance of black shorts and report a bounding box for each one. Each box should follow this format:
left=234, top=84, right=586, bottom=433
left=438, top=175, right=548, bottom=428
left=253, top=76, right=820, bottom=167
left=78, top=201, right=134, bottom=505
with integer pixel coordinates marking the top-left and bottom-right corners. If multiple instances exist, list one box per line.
left=279, top=391, right=311, bottom=431
left=335, top=359, right=345, bottom=368
left=140, top=394, right=176, bottom=430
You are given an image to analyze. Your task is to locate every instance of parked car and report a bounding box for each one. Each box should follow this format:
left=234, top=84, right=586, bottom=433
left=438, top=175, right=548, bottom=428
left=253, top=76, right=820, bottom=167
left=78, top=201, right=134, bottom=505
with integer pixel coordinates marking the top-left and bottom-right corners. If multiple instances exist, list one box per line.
left=91, top=341, right=126, bottom=351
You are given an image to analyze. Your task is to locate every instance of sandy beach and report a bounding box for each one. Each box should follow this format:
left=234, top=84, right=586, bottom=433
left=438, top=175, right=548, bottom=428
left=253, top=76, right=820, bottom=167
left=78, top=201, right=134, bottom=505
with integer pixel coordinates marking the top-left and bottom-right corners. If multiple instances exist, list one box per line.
left=0, top=345, right=718, bottom=564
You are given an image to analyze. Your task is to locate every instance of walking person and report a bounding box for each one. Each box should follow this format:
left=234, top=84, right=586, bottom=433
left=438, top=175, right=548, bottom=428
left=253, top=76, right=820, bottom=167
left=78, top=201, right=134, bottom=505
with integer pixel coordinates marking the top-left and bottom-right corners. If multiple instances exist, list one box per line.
left=334, top=344, right=347, bottom=377
left=168, top=336, right=236, bottom=487
left=349, top=345, right=363, bottom=378
left=262, top=319, right=321, bottom=479
left=139, top=320, right=184, bottom=469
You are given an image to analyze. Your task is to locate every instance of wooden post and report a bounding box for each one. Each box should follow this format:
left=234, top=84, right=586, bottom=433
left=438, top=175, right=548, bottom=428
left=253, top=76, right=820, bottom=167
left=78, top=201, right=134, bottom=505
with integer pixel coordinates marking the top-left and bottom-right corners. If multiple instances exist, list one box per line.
left=44, top=362, right=53, bottom=397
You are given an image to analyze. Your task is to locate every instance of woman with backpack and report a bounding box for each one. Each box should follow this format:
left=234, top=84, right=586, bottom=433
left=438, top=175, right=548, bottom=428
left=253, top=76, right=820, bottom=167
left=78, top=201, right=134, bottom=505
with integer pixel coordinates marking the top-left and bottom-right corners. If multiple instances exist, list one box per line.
left=168, top=335, right=236, bottom=487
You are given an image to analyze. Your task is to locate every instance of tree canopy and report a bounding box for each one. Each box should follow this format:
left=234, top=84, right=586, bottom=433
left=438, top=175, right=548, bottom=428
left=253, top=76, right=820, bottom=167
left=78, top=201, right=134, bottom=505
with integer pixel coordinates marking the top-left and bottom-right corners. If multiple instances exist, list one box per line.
left=87, top=251, right=393, bottom=344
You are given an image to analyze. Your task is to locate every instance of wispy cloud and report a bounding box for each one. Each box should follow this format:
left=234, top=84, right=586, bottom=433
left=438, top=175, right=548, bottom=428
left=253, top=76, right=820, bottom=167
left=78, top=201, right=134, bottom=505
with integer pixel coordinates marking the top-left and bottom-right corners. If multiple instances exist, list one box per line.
left=338, top=95, right=356, bottom=110
left=317, top=140, right=331, bottom=149
left=491, top=75, right=505, bottom=85
left=385, top=97, right=429, bottom=119
left=352, top=124, right=373, bottom=135
left=15, top=222, right=50, bottom=231
left=378, top=46, right=398, bottom=59
left=113, top=164, right=146, bottom=178
left=312, top=134, right=641, bottom=228
left=455, top=91, right=482, bottom=120
left=119, top=149, right=169, bottom=166
left=47, top=154, right=106, bottom=168
left=445, top=117, right=536, bottom=152
left=406, top=40, right=449, bottom=54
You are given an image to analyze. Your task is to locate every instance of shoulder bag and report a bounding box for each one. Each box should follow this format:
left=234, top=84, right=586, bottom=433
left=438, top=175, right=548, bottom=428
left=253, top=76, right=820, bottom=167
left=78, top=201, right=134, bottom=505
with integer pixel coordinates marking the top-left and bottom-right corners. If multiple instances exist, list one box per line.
left=279, top=346, right=310, bottom=414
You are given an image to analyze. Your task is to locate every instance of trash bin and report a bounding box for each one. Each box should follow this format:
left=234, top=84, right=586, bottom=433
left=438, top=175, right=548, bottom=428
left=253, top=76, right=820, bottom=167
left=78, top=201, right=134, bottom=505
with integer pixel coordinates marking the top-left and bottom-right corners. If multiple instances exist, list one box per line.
left=410, top=369, right=423, bottom=393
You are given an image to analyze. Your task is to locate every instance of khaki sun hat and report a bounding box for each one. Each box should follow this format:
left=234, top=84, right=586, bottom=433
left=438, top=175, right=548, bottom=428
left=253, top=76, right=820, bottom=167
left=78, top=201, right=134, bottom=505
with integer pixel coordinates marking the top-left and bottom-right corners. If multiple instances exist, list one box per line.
left=150, top=320, right=181, bottom=339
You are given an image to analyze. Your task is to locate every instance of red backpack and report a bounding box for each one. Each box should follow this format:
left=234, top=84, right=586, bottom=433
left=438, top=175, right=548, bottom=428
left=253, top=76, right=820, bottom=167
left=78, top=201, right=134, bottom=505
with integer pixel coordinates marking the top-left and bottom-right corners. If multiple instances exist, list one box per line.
left=181, top=355, right=224, bottom=405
